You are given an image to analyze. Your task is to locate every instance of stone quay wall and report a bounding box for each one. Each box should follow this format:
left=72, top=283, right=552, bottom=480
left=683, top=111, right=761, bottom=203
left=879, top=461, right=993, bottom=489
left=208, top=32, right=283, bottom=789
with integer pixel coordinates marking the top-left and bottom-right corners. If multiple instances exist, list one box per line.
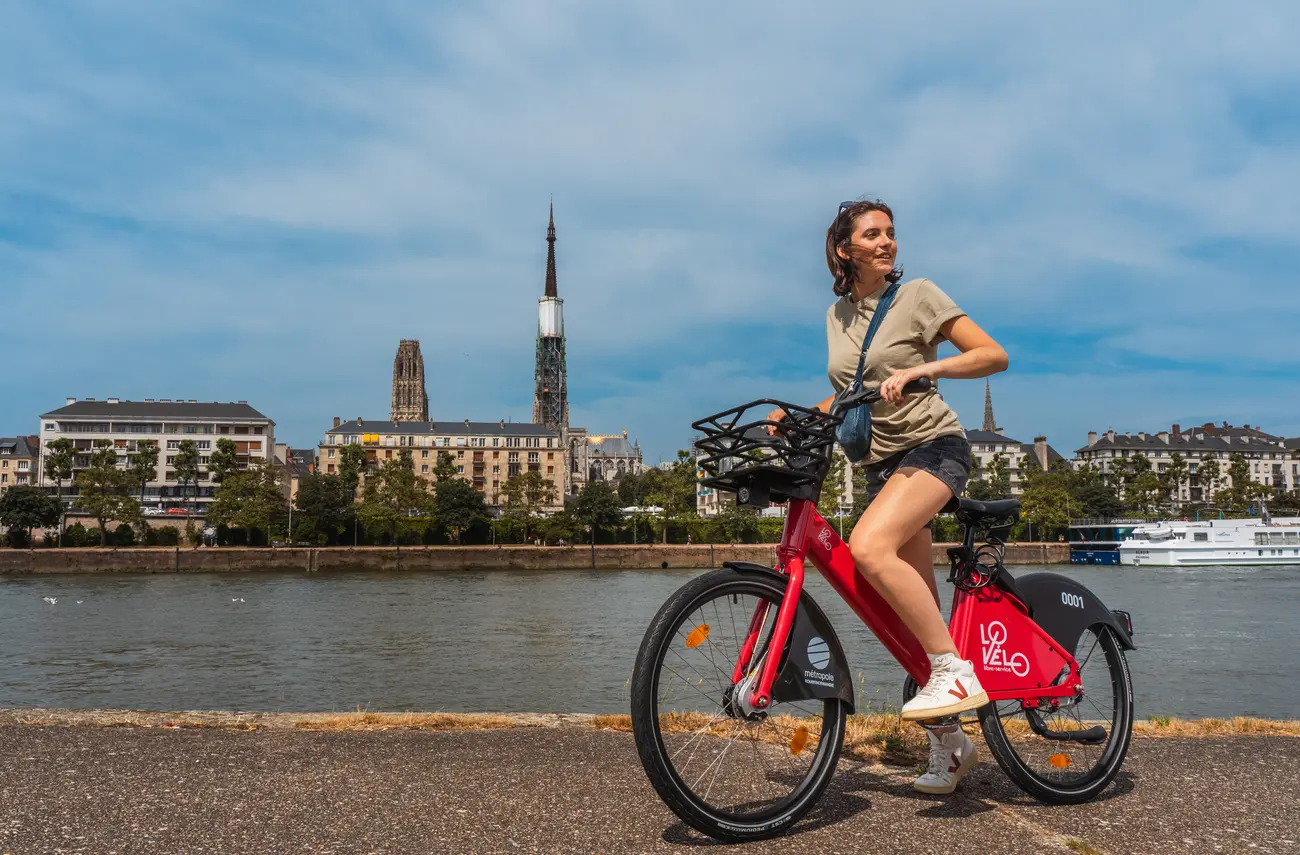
left=0, top=543, right=1069, bottom=575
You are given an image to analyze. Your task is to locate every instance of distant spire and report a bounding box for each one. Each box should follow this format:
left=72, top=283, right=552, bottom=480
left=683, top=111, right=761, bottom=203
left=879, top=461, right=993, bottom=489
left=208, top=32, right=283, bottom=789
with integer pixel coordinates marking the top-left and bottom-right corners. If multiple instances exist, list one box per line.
left=544, top=199, right=558, bottom=298
left=982, top=379, right=998, bottom=433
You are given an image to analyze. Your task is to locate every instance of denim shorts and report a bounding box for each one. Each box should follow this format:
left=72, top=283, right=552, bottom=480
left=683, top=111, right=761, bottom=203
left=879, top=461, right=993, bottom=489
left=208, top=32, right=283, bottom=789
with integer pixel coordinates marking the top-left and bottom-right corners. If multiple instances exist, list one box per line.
left=863, top=434, right=972, bottom=511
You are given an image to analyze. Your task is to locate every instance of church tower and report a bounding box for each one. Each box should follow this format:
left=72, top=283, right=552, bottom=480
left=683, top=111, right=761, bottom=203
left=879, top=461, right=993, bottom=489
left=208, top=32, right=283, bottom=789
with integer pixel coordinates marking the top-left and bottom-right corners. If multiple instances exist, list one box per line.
left=982, top=379, right=999, bottom=433
left=532, top=202, right=568, bottom=432
left=391, top=339, right=429, bottom=422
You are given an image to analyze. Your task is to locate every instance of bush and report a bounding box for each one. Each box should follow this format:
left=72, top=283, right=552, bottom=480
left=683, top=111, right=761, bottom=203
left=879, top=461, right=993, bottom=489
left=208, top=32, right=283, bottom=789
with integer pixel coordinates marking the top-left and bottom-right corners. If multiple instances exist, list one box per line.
left=63, top=522, right=93, bottom=547
left=146, top=525, right=180, bottom=546
left=113, top=523, right=136, bottom=547
left=5, top=528, right=30, bottom=548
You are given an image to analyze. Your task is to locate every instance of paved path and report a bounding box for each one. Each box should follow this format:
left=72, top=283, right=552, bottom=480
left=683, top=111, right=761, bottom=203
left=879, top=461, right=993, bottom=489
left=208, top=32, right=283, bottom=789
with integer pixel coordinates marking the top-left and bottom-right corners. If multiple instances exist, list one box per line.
left=0, top=726, right=1295, bottom=854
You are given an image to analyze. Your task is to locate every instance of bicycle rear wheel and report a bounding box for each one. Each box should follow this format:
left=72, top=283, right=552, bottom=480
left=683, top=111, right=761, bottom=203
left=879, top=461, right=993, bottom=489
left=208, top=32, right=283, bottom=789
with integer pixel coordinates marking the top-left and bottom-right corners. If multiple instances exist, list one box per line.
left=978, top=624, right=1133, bottom=803
left=630, top=568, right=847, bottom=842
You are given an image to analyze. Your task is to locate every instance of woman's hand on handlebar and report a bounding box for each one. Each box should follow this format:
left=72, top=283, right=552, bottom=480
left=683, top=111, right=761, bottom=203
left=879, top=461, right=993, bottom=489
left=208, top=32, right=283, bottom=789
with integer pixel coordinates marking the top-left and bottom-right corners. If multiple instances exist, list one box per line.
left=879, top=365, right=935, bottom=405
left=764, top=406, right=787, bottom=435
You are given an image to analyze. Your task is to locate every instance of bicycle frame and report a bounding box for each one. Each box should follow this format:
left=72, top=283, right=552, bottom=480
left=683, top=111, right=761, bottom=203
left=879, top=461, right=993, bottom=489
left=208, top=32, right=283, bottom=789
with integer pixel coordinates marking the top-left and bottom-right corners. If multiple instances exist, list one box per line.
left=733, top=497, right=1082, bottom=712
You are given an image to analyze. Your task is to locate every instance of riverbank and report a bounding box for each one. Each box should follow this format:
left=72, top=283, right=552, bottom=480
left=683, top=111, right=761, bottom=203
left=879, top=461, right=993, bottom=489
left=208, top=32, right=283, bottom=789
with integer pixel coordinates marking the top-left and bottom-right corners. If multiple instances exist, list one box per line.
left=0, top=542, right=1070, bottom=574
left=0, top=712, right=1294, bottom=854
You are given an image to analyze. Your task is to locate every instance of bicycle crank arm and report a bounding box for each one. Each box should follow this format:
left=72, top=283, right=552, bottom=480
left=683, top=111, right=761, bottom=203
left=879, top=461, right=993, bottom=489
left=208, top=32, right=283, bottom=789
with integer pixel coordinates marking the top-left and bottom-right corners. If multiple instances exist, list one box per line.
left=1025, top=709, right=1108, bottom=744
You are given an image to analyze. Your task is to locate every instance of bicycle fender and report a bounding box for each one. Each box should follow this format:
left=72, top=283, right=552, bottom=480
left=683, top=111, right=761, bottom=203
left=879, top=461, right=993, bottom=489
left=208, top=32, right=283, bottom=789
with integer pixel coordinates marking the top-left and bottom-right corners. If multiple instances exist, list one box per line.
left=1015, top=572, right=1136, bottom=652
left=722, top=562, right=856, bottom=712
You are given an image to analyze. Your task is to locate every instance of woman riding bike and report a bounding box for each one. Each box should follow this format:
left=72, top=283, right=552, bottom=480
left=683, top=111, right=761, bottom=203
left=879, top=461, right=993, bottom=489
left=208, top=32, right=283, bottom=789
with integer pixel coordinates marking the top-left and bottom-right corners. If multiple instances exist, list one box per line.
left=767, top=198, right=1009, bottom=795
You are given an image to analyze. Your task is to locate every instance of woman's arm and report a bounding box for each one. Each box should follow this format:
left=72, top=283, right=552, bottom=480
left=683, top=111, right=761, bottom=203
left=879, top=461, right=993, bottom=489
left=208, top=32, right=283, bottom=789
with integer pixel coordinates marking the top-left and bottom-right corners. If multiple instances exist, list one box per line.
left=765, top=392, right=838, bottom=432
left=879, top=315, right=1008, bottom=404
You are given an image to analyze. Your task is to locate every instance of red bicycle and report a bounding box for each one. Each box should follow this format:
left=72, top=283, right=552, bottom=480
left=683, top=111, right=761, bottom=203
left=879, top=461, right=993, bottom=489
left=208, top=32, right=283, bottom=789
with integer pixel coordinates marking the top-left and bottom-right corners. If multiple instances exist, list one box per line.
left=630, top=380, right=1135, bottom=842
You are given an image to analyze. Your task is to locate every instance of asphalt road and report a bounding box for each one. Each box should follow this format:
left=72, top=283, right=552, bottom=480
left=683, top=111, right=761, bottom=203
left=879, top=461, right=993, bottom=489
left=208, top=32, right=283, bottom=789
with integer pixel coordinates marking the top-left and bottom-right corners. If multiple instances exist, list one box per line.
left=0, top=726, right=1295, bottom=855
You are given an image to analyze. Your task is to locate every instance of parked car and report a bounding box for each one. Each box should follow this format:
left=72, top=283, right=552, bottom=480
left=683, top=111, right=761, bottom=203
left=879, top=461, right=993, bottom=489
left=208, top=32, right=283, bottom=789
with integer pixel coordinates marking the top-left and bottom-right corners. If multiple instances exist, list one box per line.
left=166, top=508, right=188, bottom=516
left=142, top=507, right=166, bottom=517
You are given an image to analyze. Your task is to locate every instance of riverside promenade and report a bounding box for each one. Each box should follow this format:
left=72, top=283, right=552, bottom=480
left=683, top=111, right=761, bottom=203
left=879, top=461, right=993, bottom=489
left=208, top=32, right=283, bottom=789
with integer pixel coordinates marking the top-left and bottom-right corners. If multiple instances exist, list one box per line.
left=0, top=542, right=1069, bottom=574
left=0, top=712, right=1294, bottom=855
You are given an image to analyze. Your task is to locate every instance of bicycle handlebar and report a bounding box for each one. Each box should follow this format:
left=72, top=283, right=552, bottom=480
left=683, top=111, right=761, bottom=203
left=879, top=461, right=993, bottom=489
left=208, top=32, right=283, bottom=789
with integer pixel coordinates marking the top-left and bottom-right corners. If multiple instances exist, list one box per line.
left=829, top=376, right=933, bottom=417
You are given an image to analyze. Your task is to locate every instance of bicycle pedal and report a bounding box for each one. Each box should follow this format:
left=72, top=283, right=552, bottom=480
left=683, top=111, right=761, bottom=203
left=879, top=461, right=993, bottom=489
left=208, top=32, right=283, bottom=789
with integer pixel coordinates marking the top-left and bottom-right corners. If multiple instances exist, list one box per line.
left=919, top=716, right=961, bottom=730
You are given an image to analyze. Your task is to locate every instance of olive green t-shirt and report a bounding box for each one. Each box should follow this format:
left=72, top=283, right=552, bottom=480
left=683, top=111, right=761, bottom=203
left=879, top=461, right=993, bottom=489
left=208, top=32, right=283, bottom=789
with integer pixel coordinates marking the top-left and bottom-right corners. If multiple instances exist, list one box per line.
left=826, top=278, right=967, bottom=464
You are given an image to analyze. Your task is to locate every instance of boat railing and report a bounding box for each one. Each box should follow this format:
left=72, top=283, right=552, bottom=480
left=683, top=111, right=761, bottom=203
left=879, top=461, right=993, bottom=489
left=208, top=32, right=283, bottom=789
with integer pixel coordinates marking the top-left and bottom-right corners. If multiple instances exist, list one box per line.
left=1068, top=518, right=1160, bottom=527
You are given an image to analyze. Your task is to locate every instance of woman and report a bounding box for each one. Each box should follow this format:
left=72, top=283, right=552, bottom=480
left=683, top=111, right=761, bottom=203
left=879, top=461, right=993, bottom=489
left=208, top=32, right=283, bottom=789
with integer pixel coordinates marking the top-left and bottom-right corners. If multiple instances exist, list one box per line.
left=769, top=199, right=1008, bottom=795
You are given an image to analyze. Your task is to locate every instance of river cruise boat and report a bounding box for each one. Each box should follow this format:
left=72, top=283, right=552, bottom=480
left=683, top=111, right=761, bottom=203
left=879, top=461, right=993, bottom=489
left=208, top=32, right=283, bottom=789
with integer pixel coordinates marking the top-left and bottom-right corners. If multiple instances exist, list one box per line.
left=1068, top=519, right=1154, bottom=565
left=1119, top=516, right=1300, bottom=566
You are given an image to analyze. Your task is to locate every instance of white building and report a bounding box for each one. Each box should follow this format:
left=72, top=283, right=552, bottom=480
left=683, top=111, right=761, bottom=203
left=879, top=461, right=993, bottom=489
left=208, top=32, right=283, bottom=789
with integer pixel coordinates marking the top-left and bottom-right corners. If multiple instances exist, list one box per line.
left=965, top=430, right=1063, bottom=496
left=1073, top=422, right=1299, bottom=504
left=38, top=398, right=275, bottom=509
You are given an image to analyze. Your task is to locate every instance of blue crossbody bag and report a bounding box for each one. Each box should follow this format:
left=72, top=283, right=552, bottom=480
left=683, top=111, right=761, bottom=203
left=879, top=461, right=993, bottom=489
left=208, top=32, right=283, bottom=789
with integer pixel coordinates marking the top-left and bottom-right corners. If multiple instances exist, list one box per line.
left=834, top=281, right=902, bottom=463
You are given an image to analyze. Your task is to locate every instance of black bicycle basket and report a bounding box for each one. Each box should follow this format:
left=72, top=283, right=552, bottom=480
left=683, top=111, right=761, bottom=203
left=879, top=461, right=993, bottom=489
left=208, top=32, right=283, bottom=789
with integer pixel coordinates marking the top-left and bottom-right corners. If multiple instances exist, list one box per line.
left=692, top=399, right=840, bottom=507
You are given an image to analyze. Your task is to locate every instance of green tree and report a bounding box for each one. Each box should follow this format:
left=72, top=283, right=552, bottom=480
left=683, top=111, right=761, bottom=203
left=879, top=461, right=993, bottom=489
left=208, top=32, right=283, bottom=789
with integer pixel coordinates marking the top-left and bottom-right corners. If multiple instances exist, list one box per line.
left=501, top=469, right=558, bottom=542
left=433, top=450, right=458, bottom=482
left=173, top=440, right=201, bottom=512
left=986, top=453, right=1012, bottom=499
left=206, top=463, right=289, bottom=543
left=76, top=440, right=143, bottom=546
left=1067, top=464, right=1123, bottom=519
left=434, top=478, right=489, bottom=544
left=818, top=450, right=849, bottom=520
left=43, top=437, right=74, bottom=546
left=359, top=453, right=434, bottom=544
left=1162, top=452, right=1187, bottom=509
left=645, top=450, right=698, bottom=542
left=571, top=480, right=624, bottom=544
left=207, top=438, right=240, bottom=485
left=292, top=473, right=355, bottom=544
left=1019, top=474, right=1072, bottom=541
left=338, top=443, right=369, bottom=493
left=1198, top=456, right=1221, bottom=501
left=717, top=502, right=760, bottom=543
left=1125, top=471, right=1163, bottom=515
left=127, top=439, right=159, bottom=507
left=0, top=485, right=61, bottom=547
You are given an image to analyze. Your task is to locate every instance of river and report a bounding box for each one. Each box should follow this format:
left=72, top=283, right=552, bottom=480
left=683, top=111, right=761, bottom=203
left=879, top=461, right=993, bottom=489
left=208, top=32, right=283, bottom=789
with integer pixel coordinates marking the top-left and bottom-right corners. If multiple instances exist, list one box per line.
left=1, top=564, right=1295, bottom=719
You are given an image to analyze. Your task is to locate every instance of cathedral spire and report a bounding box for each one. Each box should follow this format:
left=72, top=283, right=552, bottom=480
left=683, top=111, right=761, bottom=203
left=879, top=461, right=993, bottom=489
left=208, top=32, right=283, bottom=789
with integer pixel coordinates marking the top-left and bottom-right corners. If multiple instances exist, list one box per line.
left=982, top=379, right=998, bottom=433
left=544, top=199, right=558, bottom=298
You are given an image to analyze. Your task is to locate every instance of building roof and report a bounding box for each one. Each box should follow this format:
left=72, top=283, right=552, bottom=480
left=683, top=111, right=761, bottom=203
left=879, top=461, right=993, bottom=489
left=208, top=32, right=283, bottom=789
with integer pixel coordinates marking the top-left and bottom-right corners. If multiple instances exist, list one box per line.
left=0, top=436, right=39, bottom=457
left=1284, top=438, right=1300, bottom=451
left=585, top=435, right=640, bottom=456
left=325, top=419, right=558, bottom=437
left=1020, top=441, right=1066, bottom=465
left=42, top=399, right=270, bottom=421
left=1075, top=430, right=1289, bottom=455
left=964, top=429, right=1023, bottom=445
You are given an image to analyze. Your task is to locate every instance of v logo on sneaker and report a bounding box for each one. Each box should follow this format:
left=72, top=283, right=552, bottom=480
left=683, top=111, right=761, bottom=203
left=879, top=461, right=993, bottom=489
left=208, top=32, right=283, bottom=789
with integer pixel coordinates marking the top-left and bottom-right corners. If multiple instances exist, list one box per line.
left=948, top=680, right=969, bottom=701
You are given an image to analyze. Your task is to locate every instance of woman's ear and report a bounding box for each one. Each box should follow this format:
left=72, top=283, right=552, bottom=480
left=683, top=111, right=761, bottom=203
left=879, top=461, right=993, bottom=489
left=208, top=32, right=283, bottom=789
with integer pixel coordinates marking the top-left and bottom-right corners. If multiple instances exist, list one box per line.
left=834, top=242, right=850, bottom=263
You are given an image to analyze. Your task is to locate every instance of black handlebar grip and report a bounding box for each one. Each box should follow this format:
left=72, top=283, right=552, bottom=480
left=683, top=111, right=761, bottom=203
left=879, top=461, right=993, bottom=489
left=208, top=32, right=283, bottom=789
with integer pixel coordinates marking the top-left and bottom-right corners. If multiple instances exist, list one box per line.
left=902, top=377, right=933, bottom=394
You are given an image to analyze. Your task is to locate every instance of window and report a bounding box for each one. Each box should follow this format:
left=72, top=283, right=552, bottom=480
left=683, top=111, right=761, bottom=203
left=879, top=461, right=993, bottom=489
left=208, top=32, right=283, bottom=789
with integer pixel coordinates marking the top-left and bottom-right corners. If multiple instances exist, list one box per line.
left=508, top=452, right=519, bottom=463
left=234, top=426, right=249, bottom=435
left=16, top=461, right=28, bottom=471
left=456, top=437, right=466, bottom=446
left=528, top=452, right=539, bottom=464
left=547, top=466, right=554, bottom=475
left=493, top=438, right=500, bottom=447
left=167, top=440, right=181, bottom=450
left=492, top=465, right=500, bottom=474
left=421, top=465, right=429, bottom=474
left=456, top=465, right=464, bottom=474
left=328, top=449, right=336, bottom=459
left=442, top=438, right=450, bottom=447
left=196, top=441, right=211, bottom=450
left=421, top=450, right=429, bottom=459
left=327, top=464, right=335, bottom=474
left=219, top=425, right=230, bottom=434
left=547, top=438, right=554, bottom=448
left=0, top=475, right=5, bottom=484
left=1194, top=532, right=1208, bottom=542
left=44, top=423, right=55, bottom=432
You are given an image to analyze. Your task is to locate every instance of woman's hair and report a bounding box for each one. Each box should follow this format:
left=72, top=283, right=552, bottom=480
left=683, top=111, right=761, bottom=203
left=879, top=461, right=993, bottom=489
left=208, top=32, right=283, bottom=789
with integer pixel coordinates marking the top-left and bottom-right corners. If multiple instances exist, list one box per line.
left=825, top=199, right=903, bottom=297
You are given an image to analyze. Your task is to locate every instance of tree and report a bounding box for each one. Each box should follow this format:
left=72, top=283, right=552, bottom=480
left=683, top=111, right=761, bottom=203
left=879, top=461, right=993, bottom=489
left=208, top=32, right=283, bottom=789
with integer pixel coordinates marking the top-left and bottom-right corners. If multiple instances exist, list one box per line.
left=0, top=486, right=61, bottom=547
left=207, top=438, right=240, bottom=485
left=76, top=440, right=143, bottom=546
left=205, top=463, right=289, bottom=543
left=127, top=439, right=159, bottom=518
left=1199, top=456, right=1221, bottom=500
left=434, top=478, right=489, bottom=544
left=1162, top=452, right=1188, bottom=509
left=291, top=473, right=355, bottom=544
left=43, top=437, right=74, bottom=546
left=570, top=480, right=624, bottom=544
left=1125, top=471, right=1163, bottom=516
left=359, top=454, right=434, bottom=544
left=433, top=450, right=458, bottom=482
left=1019, top=474, right=1072, bottom=541
left=717, top=502, right=760, bottom=544
left=173, top=440, right=201, bottom=511
left=818, top=450, right=848, bottom=520
left=1067, top=464, right=1123, bottom=519
left=501, top=470, right=558, bottom=542
left=985, top=453, right=1012, bottom=499
left=644, top=450, right=698, bottom=542
left=338, top=443, right=369, bottom=494
left=1106, top=455, right=1131, bottom=506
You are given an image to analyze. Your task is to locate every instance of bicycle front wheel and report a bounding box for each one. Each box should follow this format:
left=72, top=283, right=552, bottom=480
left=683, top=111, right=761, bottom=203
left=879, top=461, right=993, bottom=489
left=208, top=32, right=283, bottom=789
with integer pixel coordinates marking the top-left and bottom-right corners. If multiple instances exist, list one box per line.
left=978, top=624, right=1134, bottom=804
left=630, top=568, right=847, bottom=842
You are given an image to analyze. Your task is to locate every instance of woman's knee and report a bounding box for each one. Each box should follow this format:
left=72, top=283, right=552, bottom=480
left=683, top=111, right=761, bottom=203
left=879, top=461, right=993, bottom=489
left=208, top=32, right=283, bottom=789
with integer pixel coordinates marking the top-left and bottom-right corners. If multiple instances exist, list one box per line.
left=849, top=527, right=902, bottom=580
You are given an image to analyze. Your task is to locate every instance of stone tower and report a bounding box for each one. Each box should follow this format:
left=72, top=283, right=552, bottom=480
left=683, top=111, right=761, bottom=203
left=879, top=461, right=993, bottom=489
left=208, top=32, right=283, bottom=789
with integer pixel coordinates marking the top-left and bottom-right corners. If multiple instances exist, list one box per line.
left=982, top=379, right=998, bottom=433
left=532, top=202, right=568, bottom=432
left=391, top=339, right=429, bottom=422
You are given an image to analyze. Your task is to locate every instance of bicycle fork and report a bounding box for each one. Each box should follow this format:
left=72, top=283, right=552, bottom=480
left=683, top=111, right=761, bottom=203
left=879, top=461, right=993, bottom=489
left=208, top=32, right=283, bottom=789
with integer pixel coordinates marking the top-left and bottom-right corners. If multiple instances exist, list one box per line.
left=728, top=558, right=806, bottom=713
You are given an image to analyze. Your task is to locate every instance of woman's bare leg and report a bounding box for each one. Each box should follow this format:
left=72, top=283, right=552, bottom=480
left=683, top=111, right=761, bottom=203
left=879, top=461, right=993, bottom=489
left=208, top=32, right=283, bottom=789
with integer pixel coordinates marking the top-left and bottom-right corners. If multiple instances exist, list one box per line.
left=848, top=467, right=956, bottom=655
left=898, top=526, right=941, bottom=609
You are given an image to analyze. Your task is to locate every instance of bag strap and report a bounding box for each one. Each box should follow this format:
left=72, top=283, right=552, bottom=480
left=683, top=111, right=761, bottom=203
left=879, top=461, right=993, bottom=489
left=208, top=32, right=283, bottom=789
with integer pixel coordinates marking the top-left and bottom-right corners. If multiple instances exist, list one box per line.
left=846, top=280, right=902, bottom=393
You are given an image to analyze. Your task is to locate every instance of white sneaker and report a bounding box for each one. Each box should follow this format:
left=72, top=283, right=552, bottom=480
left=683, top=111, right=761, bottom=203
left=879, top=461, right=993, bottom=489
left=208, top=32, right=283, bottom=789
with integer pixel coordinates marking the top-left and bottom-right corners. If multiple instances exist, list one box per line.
left=900, top=654, right=989, bottom=721
left=913, top=725, right=978, bottom=795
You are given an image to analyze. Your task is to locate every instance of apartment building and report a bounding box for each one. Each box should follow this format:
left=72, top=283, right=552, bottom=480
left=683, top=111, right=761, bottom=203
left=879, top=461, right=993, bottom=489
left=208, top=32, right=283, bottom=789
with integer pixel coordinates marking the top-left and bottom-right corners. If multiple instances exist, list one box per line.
left=0, top=436, right=39, bottom=495
left=1073, top=422, right=1299, bottom=503
left=320, top=418, right=564, bottom=508
left=965, top=430, right=1064, bottom=496
left=37, top=398, right=275, bottom=508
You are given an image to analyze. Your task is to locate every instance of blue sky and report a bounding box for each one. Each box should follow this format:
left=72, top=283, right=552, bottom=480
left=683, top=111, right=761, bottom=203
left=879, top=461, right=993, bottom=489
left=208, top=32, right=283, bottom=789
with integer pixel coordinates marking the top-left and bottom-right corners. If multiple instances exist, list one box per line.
left=2, top=2, right=1299, bottom=462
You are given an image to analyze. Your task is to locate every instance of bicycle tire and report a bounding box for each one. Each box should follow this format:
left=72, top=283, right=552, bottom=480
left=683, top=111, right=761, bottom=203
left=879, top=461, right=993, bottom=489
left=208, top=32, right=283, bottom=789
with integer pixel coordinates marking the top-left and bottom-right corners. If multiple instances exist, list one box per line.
left=630, top=568, right=848, bottom=842
left=978, top=625, right=1134, bottom=804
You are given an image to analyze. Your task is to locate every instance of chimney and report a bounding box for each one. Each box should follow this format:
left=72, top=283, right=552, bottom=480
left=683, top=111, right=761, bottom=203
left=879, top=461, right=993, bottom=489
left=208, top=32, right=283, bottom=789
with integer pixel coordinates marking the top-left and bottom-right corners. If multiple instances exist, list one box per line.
left=357, top=417, right=363, bottom=425
left=1223, top=421, right=1229, bottom=429
left=107, top=397, right=119, bottom=404
left=1106, top=430, right=1116, bottom=442
left=66, top=397, right=76, bottom=406
left=1034, top=436, right=1048, bottom=470
left=500, top=419, right=505, bottom=429
left=85, top=397, right=96, bottom=401
left=144, top=398, right=154, bottom=403
left=1138, top=431, right=1146, bottom=441
left=1172, top=423, right=1180, bottom=436
left=1158, top=431, right=1169, bottom=444
left=1088, top=431, right=1098, bottom=446
left=333, top=417, right=341, bottom=429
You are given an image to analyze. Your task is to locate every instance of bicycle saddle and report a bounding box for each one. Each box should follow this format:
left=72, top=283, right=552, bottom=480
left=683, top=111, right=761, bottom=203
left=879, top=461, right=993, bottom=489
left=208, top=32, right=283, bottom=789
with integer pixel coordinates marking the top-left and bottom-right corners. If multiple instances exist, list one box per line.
left=943, top=497, right=1022, bottom=524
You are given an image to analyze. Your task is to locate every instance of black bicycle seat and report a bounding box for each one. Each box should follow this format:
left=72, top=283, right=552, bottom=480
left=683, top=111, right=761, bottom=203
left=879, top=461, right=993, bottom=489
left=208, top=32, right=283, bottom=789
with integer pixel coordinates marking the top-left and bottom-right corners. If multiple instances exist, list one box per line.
left=943, top=497, right=1021, bottom=525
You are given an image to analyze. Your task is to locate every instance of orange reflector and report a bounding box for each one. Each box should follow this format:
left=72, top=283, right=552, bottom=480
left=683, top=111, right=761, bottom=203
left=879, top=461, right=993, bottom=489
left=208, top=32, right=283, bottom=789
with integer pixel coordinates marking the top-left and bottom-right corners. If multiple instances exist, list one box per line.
left=790, top=726, right=809, bottom=756
left=685, top=624, right=710, bottom=648
left=1049, top=753, right=1071, bottom=768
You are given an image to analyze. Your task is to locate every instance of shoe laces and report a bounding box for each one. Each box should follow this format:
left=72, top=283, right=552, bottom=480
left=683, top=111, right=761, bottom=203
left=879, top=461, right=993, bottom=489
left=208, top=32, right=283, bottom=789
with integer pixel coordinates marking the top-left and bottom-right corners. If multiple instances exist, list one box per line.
left=926, top=739, right=955, bottom=776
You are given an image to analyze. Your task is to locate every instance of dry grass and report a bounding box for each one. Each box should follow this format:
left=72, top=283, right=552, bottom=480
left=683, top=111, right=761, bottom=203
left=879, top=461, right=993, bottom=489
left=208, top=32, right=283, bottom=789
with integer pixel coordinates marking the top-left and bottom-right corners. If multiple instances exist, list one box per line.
left=1064, top=838, right=1106, bottom=855
left=292, top=712, right=525, bottom=732
left=1135, top=716, right=1300, bottom=737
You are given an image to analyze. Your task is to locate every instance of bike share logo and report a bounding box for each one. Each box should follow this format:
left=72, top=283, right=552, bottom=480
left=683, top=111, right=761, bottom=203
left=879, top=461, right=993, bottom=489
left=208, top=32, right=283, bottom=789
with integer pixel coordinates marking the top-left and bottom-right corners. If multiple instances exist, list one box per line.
left=979, top=621, right=1030, bottom=677
left=804, top=636, right=835, bottom=687
left=817, top=527, right=833, bottom=552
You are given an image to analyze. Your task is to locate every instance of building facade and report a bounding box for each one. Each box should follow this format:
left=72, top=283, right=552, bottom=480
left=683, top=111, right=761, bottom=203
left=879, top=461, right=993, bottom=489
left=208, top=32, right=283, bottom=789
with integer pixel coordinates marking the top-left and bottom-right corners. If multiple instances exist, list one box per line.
left=391, top=340, right=430, bottom=422
left=37, top=399, right=275, bottom=508
left=966, top=430, right=1063, bottom=496
left=1073, top=422, right=1300, bottom=503
left=320, top=418, right=565, bottom=509
left=0, top=436, right=39, bottom=495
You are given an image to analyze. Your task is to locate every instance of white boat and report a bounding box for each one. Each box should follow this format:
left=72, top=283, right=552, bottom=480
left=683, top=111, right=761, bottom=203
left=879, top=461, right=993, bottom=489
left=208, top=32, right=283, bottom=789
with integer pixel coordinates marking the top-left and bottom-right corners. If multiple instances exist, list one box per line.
left=1119, top=515, right=1300, bottom=566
